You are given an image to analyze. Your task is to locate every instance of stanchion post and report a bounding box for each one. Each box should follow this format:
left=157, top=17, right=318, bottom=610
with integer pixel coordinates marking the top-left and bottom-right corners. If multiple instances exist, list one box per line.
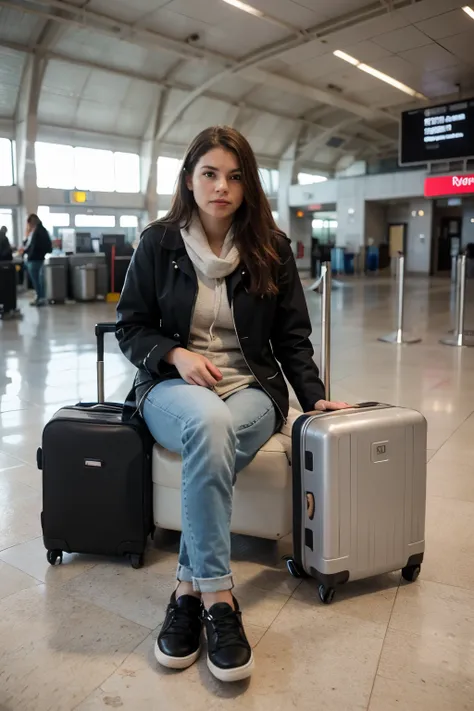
left=441, top=254, right=474, bottom=347
left=320, top=261, right=331, bottom=401
left=379, top=252, right=421, bottom=344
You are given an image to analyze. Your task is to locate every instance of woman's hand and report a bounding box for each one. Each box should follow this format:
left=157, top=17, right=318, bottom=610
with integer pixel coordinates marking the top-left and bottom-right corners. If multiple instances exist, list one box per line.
left=312, top=399, right=352, bottom=412
left=165, top=347, right=223, bottom=388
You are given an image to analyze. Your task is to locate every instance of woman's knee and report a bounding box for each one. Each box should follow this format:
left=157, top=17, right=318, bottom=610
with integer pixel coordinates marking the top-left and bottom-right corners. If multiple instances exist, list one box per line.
left=183, top=396, right=235, bottom=443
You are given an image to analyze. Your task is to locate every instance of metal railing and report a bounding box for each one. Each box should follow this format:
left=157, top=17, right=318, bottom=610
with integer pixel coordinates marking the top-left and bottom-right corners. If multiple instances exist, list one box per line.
left=379, top=252, right=421, bottom=345
left=441, top=254, right=474, bottom=348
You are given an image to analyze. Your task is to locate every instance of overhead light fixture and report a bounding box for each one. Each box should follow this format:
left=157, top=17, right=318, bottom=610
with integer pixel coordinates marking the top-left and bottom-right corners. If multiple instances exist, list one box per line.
left=333, top=49, right=427, bottom=100
left=222, top=0, right=264, bottom=17
left=462, top=6, right=474, bottom=20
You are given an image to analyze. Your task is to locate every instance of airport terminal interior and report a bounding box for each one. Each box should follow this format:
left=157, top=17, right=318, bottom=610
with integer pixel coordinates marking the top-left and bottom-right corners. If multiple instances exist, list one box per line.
left=1, top=0, right=474, bottom=709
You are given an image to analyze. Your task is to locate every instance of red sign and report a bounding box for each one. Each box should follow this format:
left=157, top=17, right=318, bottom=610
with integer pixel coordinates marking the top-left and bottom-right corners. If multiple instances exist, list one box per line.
left=424, top=173, right=474, bottom=197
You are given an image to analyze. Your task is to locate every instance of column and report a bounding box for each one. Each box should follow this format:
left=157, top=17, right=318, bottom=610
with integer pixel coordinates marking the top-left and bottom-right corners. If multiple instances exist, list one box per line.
left=16, top=55, right=44, bottom=230
left=140, top=88, right=169, bottom=224
left=277, top=139, right=298, bottom=241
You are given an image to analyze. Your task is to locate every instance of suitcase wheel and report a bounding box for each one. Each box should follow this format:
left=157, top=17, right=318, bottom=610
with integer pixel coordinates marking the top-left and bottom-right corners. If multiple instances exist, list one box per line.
left=318, top=585, right=336, bottom=605
left=401, top=564, right=421, bottom=583
left=130, top=553, right=144, bottom=569
left=47, top=549, right=63, bottom=566
left=284, top=556, right=303, bottom=579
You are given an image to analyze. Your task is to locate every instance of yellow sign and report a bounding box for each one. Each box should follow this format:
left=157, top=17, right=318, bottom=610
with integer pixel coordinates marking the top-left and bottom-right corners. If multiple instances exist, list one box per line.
left=70, top=191, right=88, bottom=204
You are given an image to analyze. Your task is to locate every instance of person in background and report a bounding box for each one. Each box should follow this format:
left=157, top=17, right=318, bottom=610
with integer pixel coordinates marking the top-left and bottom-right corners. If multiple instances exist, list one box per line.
left=0, top=226, right=13, bottom=262
left=23, top=214, right=52, bottom=306
left=117, top=126, right=350, bottom=684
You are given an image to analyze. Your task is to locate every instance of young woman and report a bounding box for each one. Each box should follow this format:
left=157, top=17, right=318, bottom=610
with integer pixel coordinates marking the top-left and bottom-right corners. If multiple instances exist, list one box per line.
left=23, top=214, right=52, bottom=306
left=116, top=126, right=349, bottom=683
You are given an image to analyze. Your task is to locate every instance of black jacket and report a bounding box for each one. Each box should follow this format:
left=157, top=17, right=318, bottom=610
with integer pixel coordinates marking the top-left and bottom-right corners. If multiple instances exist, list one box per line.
left=116, top=224, right=325, bottom=421
left=0, top=233, right=12, bottom=261
left=25, top=224, right=52, bottom=262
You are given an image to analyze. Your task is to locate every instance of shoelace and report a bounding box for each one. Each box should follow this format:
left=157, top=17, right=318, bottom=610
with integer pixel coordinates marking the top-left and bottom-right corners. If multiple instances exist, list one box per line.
left=206, top=609, right=248, bottom=650
left=167, top=604, right=200, bottom=637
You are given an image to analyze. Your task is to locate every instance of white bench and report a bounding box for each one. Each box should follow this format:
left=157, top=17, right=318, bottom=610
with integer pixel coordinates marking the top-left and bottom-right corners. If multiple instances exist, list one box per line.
left=152, top=409, right=300, bottom=541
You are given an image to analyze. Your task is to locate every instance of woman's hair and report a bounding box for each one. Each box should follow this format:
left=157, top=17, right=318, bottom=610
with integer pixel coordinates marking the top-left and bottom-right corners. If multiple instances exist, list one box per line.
left=156, top=126, right=283, bottom=296
left=27, top=214, right=41, bottom=228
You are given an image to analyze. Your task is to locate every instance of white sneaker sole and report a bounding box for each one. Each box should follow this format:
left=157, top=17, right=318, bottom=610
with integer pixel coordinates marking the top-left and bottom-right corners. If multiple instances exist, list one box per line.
left=207, top=652, right=255, bottom=682
left=154, top=641, right=201, bottom=670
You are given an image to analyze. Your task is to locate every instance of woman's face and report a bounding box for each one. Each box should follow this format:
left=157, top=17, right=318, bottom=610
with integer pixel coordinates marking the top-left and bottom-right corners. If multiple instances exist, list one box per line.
left=186, top=147, right=244, bottom=221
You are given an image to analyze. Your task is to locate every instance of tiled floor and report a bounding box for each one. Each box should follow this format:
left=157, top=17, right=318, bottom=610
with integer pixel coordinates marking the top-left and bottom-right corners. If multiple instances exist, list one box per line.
left=1, top=276, right=473, bottom=711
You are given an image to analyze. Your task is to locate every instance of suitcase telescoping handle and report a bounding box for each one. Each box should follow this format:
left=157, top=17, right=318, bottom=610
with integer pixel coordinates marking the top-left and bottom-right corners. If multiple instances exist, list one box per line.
left=95, top=322, right=116, bottom=403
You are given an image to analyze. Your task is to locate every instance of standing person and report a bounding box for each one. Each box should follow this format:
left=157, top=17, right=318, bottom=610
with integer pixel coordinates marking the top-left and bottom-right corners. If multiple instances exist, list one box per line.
left=116, top=126, right=350, bottom=683
left=0, top=226, right=13, bottom=261
left=23, top=214, right=52, bottom=306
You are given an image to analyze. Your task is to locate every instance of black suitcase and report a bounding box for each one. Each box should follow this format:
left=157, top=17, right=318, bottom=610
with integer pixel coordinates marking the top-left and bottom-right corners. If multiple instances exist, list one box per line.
left=0, top=261, right=17, bottom=317
left=38, top=322, right=154, bottom=568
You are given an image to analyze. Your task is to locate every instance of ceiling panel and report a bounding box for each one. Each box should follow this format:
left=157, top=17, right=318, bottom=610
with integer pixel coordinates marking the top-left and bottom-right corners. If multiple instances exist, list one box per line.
left=373, top=25, right=431, bottom=53
left=209, top=75, right=256, bottom=101
left=0, top=83, right=18, bottom=118
left=241, top=85, right=315, bottom=117
left=151, top=0, right=287, bottom=58
left=415, top=9, right=473, bottom=40
left=0, top=47, right=26, bottom=117
left=88, top=0, right=172, bottom=24
left=439, top=30, right=474, bottom=66
left=343, top=41, right=392, bottom=64
left=277, top=39, right=333, bottom=67
left=0, top=7, right=39, bottom=44
left=38, top=92, right=79, bottom=125
left=74, top=101, right=119, bottom=133
left=81, top=71, right=132, bottom=104
left=285, top=53, right=350, bottom=83
left=400, top=44, right=460, bottom=73
left=114, top=109, right=149, bottom=137
left=42, top=61, right=90, bottom=97
left=399, top=0, right=467, bottom=24
left=171, top=59, right=220, bottom=87
left=54, top=28, right=177, bottom=79
left=247, top=0, right=322, bottom=29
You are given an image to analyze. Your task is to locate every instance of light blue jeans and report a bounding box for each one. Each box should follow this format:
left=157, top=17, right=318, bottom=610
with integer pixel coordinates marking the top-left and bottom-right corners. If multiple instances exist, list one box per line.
left=142, top=379, right=277, bottom=592
left=27, top=260, right=45, bottom=301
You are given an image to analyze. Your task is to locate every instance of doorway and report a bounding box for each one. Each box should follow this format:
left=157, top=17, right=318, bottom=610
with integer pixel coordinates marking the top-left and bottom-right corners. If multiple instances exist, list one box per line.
left=438, top=217, right=461, bottom=273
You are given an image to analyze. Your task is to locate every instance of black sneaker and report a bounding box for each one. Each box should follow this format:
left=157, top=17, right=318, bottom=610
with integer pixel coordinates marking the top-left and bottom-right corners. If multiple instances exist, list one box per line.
left=155, top=592, right=203, bottom=670
left=203, top=596, right=254, bottom=682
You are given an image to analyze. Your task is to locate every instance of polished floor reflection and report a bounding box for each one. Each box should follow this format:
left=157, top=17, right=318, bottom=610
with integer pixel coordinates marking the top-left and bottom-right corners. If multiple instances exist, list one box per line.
left=0, top=277, right=473, bottom=711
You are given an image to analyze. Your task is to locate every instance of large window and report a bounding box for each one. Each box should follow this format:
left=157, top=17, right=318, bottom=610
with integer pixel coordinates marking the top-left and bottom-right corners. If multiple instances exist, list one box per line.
left=75, top=147, right=114, bottom=192
left=119, top=215, right=139, bottom=228
left=0, top=208, right=14, bottom=244
left=37, top=207, right=71, bottom=233
left=75, top=214, right=116, bottom=228
left=259, top=169, right=279, bottom=195
left=157, top=156, right=182, bottom=195
left=0, top=138, right=14, bottom=186
left=114, top=153, right=140, bottom=193
left=298, top=172, right=327, bottom=185
left=35, top=142, right=140, bottom=193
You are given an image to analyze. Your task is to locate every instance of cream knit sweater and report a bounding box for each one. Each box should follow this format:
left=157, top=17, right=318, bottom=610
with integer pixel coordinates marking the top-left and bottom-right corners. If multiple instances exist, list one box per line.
left=181, top=215, right=255, bottom=399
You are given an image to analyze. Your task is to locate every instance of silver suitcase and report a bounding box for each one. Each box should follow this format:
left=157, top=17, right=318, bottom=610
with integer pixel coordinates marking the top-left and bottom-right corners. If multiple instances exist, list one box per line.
left=286, top=403, right=427, bottom=603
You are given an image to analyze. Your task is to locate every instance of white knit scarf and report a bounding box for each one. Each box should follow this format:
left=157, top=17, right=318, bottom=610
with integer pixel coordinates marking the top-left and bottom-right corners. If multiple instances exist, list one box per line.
left=180, top=213, right=240, bottom=279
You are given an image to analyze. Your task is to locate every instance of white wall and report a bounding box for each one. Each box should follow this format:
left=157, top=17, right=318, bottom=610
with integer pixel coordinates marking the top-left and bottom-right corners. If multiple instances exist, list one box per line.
left=289, top=169, right=427, bottom=208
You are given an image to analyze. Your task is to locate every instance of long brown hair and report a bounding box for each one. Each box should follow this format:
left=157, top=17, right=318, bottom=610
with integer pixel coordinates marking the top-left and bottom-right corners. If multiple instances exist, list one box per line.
left=156, top=126, right=283, bottom=296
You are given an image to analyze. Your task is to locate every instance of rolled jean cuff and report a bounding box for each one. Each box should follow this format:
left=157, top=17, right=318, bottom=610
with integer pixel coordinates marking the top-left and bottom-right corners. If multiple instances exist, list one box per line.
left=176, top=564, right=193, bottom=583
left=192, top=573, right=234, bottom=593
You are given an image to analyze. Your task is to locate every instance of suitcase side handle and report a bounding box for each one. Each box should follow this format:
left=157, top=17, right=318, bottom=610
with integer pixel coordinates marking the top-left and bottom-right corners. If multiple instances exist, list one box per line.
left=95, top=322, right=116, bottom=402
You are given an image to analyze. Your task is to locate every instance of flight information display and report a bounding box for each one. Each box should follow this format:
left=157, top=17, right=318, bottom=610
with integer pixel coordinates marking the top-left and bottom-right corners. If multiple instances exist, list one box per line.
left=400, top=97, right=474, bottom=165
